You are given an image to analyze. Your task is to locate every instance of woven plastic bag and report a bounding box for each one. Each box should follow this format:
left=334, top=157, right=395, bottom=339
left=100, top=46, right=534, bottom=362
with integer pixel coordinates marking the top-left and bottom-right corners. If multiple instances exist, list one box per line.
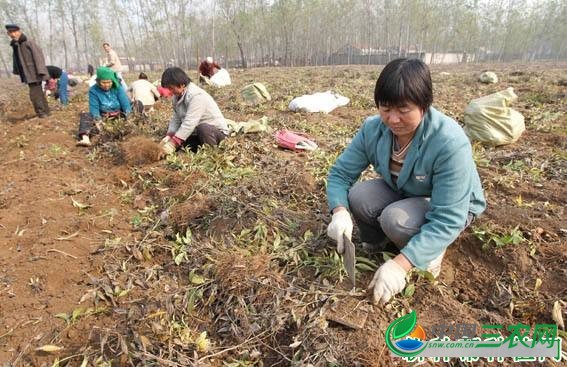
left=274, top=130, right=318, bottom=151
left=241, top=82, right=271, bottom=105
left=464, top=87, right=525, bottom=146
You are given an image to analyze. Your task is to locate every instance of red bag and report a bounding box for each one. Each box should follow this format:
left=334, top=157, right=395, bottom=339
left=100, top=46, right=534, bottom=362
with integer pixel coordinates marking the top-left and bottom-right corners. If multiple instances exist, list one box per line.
left=274, top=130, right=318, bottom=151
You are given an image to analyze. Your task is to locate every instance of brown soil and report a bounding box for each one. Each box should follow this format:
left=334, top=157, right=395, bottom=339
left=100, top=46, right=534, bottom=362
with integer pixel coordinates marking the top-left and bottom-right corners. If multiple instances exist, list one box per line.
left=0, top=63, right=565, bottom=366
left=168, top=193, right=215, bottom=230
left=120, top=136, right=162, bottom=166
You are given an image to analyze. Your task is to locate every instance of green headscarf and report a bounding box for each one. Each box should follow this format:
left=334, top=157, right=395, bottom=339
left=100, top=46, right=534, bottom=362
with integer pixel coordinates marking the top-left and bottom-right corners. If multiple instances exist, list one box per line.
left=96, top=66, right=120, bottom=89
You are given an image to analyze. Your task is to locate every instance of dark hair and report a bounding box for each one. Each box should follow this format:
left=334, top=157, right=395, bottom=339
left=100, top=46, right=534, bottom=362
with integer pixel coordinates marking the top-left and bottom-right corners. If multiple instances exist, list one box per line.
left=138, top=72, right=148, bottom=80
left=102, top=42, right=110, bottom=47
left=161, top=67, right=191, bottom=88
left=46, top=65, right=62, bottom=79
left=374, top=58, right=432, bottom=111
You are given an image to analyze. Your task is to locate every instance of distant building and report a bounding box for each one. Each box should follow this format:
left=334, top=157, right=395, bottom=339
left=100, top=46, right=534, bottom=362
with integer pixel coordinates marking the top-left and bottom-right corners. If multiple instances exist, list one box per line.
left=423, top=52, right=474, bottom=64
left=329, top=44, right=424, bottom=65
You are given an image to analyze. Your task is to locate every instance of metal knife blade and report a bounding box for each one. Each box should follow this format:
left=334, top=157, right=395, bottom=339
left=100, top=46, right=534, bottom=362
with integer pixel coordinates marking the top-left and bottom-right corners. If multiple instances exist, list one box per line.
left=343, top=234, right=356, bottom=289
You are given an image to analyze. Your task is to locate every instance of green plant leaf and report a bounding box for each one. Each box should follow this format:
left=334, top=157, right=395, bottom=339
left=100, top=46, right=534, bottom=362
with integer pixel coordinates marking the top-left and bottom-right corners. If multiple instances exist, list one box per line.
left=174, top=252, right=186, bottom=265
left=189, top=271, right=206, bottom=285
left=392, top=310, right=417, bottom=340
left=403, top=283, right=416, bottom=298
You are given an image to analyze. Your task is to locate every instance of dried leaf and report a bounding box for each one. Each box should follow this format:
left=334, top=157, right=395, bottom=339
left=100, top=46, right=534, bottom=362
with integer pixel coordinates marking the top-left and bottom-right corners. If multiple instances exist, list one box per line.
left=289, top=340, right=302, bottom=348
left=189, top=271, right=206, bottom=285
left=132, top=247, right=144, bottom=261
left=142, top=247, right=153, bottom=261
left=534, top=278, right=542, bottom=292
left=139, top=334, right=152, bottom=350
left=56, top=231, right=80, bottom=241
left=552, top=301, right=564, bottom=329
left=36, top=344, right=63, bottom=353
left=72, top=198, right=91, bottom=210
left=79, top=289, right=96, bottom=304
left=194, top=331, right=210, bottom=352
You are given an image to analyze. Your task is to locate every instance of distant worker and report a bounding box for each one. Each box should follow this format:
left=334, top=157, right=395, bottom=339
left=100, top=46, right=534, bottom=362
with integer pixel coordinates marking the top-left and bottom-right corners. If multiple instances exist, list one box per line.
left=76, top=67, right=131, bottom=147
left=102, top=42, right=127, bottom=90
left=199, top=56, right=220, bottom=78
left=128, top=72, right=160, bottom=114
left=45, top=65, right=70, bottom=105
left=6, top=24, right=50, bottom=118
left=159, top=67, right=228, bottom=155
left=198, top=56, right=231, bottom=87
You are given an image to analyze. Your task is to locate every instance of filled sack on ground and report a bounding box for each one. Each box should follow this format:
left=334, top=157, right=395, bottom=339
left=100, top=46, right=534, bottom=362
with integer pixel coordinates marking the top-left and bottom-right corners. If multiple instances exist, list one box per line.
left=288, top=91, right=349, bottom=113
left=464, top=87, right=525, bottom=146
left=210, top=68, right=231, bottom=87
left=241, top=82, right=271, bottom=105
left=227, top=116, right=270, bottom=134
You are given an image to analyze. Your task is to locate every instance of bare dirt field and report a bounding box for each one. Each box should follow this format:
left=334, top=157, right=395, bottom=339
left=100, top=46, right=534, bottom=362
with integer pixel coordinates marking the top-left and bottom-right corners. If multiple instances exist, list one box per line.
left=0, top=62, right=565, bottom=366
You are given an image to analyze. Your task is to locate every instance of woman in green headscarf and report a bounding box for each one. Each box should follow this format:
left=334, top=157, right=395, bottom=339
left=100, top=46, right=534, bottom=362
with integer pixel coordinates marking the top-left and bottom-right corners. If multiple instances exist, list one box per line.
left=76, top=67, right=131, bottom=146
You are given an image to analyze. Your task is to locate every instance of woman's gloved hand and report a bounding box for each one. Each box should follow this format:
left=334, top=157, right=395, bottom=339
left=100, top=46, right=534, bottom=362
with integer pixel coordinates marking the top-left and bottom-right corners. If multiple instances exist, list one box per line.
left=326, top=209, right=353, bottom=254
left=368, top=259, right=408, bottom=304
left=160, top=136, right=177, bottom=155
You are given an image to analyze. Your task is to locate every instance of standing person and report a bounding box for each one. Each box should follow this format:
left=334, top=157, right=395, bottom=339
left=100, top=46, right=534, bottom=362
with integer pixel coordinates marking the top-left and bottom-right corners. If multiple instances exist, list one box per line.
left=128, top=72, right=160, bottom=114
left=6, top=24, right=50, bottom=118
left=102, top=42, right=127, bottom=90
left=326, top=58, right=486, bottom=304
left=45, top=65, right=70, bottom=105
left=76, top=67, right=131, bottom=147
left=159, top=67, right=228, bottom=155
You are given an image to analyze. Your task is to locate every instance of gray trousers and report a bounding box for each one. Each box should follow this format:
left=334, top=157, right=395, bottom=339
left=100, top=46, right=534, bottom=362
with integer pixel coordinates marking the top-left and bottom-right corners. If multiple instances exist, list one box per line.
left=348, top=179, right=472, bottom=250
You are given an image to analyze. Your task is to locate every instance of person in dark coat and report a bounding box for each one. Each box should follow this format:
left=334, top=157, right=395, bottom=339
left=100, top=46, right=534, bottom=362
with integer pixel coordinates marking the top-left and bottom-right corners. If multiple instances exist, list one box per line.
left=5, top=24, right=50, bottom=118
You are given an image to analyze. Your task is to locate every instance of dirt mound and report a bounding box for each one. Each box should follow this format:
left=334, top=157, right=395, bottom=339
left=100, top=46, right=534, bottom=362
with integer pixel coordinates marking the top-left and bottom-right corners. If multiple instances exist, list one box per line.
left=121, top=136, right=162, bottom=165
left=215, top=251, right=284, bottom=298
left=168, top=193, right=214, bottom=229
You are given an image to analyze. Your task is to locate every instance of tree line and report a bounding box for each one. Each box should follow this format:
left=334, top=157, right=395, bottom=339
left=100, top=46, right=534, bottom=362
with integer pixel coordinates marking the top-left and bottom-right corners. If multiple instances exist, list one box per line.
left=1, top=0, right=566, bottom=75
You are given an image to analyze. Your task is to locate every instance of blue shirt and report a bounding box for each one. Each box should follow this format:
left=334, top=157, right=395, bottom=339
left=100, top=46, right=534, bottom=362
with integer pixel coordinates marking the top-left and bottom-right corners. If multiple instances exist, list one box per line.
left=88, top=84, right=131, bottom=119
left=327, top=107, right=486, bottom=269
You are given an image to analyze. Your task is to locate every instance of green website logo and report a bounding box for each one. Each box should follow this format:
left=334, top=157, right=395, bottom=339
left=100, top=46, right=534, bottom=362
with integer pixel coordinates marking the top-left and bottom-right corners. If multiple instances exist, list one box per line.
left=385, top=311, right=428, bottom=357
left=385, top=311, right=563, bottom=362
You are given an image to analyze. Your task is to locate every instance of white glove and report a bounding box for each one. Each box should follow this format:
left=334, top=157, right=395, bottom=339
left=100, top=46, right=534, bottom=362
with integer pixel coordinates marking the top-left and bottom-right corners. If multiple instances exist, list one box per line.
left=160, top=136, right=176, bottom=155
left=326, top=210, right=353, bottom=254
left=426, top=249, right=446, bottom=278
left=368, top=259, right=407, bottom=304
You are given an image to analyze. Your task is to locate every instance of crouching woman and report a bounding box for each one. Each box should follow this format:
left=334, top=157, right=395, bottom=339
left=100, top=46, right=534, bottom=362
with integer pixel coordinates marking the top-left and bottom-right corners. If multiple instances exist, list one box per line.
left=326, top=58, right=486, bottom=304
left=76, top=67, right=131, bottom=146
left=159, top=67, right=228, bottom=155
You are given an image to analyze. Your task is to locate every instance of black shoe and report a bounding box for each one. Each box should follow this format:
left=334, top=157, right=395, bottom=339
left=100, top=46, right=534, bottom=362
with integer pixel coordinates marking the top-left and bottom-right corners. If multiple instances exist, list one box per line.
left=38, top=113, right=50, bottom=118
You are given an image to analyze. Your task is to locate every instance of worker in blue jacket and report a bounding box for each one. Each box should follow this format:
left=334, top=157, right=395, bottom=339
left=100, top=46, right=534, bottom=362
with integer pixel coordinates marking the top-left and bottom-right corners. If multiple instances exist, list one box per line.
left=76, top=67, right=131, bottom=146
left=326, top=58, right=486, bottom=304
